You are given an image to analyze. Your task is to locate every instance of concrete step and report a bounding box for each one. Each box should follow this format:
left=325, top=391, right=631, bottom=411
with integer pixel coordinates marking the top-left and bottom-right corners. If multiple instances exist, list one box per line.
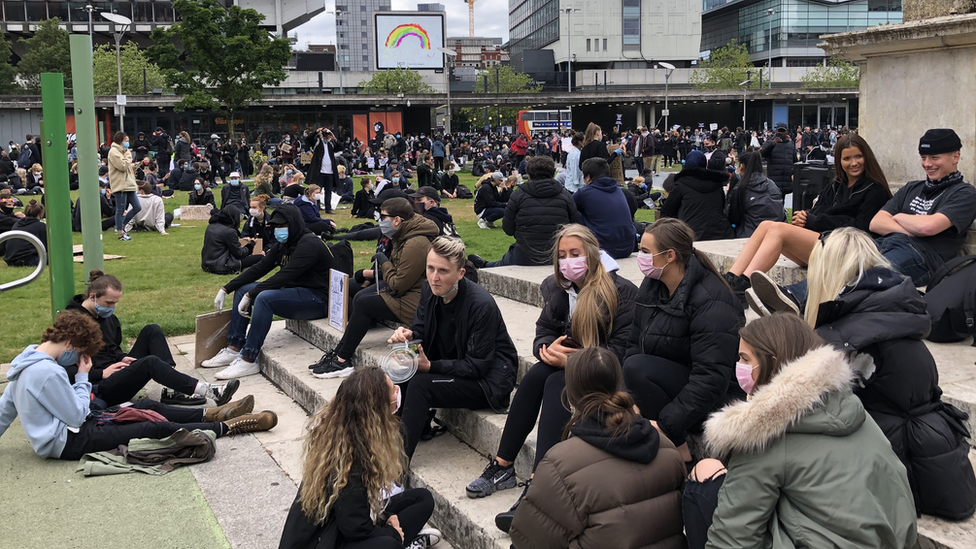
left=256, top=328, right=519, bottom=549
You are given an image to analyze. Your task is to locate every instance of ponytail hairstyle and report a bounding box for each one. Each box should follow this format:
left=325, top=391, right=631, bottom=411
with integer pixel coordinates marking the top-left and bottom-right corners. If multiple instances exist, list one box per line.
left=552, top=224, right=618, bottom=348
left=562, top=347, right=637, bottom=440
left=86, top=269, right=122, bottom=298
left=644, top=217, right=731, bottom=293
left=24, top=199, right=44, bottom=218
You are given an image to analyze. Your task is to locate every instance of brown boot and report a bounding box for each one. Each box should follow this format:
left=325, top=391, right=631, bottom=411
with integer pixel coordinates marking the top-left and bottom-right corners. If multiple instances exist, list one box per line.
left=203, top=394, right=254, bottom=422
left=224, top=410, right=278, bottom=435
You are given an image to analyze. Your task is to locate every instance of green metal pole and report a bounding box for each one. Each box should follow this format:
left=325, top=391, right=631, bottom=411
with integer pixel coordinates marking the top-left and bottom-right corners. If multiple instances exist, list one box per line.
left=70, top=34, right=104, bottom=277
left=40, top=73, right=74, bottom=320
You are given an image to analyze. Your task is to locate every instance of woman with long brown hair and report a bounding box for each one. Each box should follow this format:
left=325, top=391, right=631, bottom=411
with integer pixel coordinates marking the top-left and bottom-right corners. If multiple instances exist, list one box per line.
left=508, top=347, right=687, bottom=548
left=578, top=122, right=622, bottom=166
left=465, top=224, right=638, bottom=532
left=279, top=367, right=441, bottom=549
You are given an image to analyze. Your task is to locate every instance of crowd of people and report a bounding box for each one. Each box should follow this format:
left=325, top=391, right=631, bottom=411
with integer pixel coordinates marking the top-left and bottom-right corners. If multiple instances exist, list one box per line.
left=1, top=118, right=975, bottom=549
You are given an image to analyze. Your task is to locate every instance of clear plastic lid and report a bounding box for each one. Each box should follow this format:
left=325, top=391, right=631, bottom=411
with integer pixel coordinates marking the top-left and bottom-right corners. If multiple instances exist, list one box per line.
left=381, top=339, right=422, bottom=383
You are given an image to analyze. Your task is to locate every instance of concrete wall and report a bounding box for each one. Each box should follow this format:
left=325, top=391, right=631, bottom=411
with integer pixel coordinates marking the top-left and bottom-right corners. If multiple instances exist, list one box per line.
left=0, top=109, right=41, bottom=147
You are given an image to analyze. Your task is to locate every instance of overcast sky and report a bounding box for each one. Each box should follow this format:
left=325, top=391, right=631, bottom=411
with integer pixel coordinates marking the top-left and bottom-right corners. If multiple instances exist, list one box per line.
left=292, top=0, right=509, bottom=49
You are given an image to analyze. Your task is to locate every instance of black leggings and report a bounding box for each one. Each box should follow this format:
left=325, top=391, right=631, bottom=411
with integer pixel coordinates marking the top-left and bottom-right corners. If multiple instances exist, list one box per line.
left=59, top=399, right=223, bottom=460
left=622, top=354, right=691, bottom=445
left=496, top=362, right=570, bottom=471
left=95, top=355, right=200, bottom=406
left=683, top=473, right=726, bottom=549
left=344, top=489, right=434, bottom=548
left=335, top=290, right=400, bottom=360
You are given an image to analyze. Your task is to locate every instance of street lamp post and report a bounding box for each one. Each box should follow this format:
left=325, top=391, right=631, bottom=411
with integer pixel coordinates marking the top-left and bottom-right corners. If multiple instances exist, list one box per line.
left=659, top=62, right=675, bottom=132
left=101, top=12, right=132, bottom=134
left=740, top=79, right=752, bottom=129
left=336, top=9, right=344, bottom=94
left=564, top=7, right=580, bottom=93
left=767, top=9, right=776, bottom=89
left=437, top=47, right=457, bottom=134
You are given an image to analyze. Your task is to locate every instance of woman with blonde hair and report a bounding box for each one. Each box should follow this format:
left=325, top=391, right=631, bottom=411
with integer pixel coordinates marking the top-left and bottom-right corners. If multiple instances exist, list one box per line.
left=279, top=367, right=441, bottom=549
left=254, top=164, right=278, bottom=204
left=805, top=227, right=976, bottom=519
left=465, top=224, right=638, bottom=532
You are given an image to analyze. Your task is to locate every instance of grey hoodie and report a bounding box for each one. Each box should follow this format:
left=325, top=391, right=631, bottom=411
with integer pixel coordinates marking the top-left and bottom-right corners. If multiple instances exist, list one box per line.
left=0, top=345, right=91, bottom=458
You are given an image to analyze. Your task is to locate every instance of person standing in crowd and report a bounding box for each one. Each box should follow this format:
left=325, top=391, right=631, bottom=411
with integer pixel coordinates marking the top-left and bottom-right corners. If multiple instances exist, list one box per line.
left=804, top=228, right=976, bottom=519
left=509, top=347, right=686, bottom=549
left=151, top=127, right=172, bottom=177
left=238, top=138, right=253, bottom=179
left=107, top=132, right=141, bottom=242
left=309, top=198, right=439, bottom=379
left=387, top=237, right=518, bottom=460
left=0, top=312, right=277, bottom=462
left=660, top=150, right=734, bottom=241
left=574, top=158, right=635, bottom=259
left=125, top=181, right=171, bottom=235
left=623, top=218, right=744, bottom=464
left=132, top=132, right=151, bottom=162
left=474, top=172, right=510, bottom=230
left=3, top=199, right=45, bottom=267
left=306, top=127, right=338, bottom=214
left=562, top=133, right=584, bottom=194
left=204, top=204, right=334, bottom=380
left=279, top=367, right=441, bottom=549
left=431, top=135, right=447, bottom=172
left=725, top=151, right=785, bottom=239
left=201, top=205, right=259, bottom=274
left=205, top=134, right=224, bottom=186
left=760, top=125, right=797, bottom=196
left=174, top=131, right=193, bottom=164
left=683, top=314, right=917, bottom=549
left=466, top=225, right=638, bottom=531
left=578, top=123, right=622, bottom=166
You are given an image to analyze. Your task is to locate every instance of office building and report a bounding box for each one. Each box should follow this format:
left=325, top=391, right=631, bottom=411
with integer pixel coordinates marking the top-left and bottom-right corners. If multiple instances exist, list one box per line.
left=334, top=0, right=391, bottom=72
left=418, top=3, right=446, bottom=11
left=446, top=37, right=509, bottom=68
left=701, top=0, right=903, bottom=66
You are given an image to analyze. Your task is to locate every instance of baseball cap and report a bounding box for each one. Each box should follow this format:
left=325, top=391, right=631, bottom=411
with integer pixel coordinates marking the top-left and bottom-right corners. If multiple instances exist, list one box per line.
left=409, top=186, right=441, bottom=203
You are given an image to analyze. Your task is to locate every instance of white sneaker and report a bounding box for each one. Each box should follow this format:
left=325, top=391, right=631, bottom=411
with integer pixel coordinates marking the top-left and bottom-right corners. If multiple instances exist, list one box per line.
left=406, top=528, right=442, bottom=549
left=215, top=357, right=260, bottom=379
left=477, top=218, right=489, bottom=229
left=202, top=347, right=240, bottom=368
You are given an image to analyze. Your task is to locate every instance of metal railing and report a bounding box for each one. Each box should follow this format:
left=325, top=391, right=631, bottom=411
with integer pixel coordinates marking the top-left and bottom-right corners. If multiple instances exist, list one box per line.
left=0, top=231, right=47, bottom=294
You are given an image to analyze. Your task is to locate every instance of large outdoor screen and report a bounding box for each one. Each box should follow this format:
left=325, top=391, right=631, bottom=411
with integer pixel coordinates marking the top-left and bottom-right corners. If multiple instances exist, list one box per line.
left=374, top=13, right=445, bottom=70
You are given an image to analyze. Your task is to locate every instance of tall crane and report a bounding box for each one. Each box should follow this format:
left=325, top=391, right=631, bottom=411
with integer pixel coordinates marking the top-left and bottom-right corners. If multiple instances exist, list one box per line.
left=463, top=0, right=479, bottom=38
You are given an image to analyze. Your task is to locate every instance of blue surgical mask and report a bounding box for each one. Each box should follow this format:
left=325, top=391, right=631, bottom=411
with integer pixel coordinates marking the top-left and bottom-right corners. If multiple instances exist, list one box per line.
left=194, top=184, right=202, bottom=191
left=379, top=219, right=397, bottom=238
left=123, top=141, right=130, bottom=149
left=274, top=227, right=289, bottom=243
left=57, top=348, right=80, bottom=366
left=286, top=170, right=293, bottom=176
left=230, top=179, right=240, bottom=186
left=93, top=302, right=115, bottom=318
left=100, top=188, right=107, bottom=195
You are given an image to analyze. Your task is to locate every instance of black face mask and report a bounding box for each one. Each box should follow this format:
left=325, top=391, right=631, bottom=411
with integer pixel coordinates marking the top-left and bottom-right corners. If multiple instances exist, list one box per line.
left=412, top=202, right=426, bottom=215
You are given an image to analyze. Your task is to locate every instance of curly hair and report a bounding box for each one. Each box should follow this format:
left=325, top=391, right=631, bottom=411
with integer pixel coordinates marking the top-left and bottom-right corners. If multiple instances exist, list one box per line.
left=300, top=367, right=405, bottom=525
left=42, top=311, right=104, bottom=356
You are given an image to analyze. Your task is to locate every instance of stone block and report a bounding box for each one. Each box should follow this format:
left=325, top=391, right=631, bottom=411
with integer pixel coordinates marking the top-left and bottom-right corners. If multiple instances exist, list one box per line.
left=904, top=0, right=976, bottom=21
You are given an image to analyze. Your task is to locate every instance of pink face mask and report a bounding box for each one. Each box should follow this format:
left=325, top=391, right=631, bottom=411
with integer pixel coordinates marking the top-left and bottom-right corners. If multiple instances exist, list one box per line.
left=736, top=362, right=758, bottom=395
left=637, top=251, right=669, bottom=279
left=558, top=256, right=588, bottom=283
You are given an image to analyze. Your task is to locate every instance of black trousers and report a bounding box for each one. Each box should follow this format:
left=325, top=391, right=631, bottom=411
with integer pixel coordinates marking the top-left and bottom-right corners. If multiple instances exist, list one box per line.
left=496, top=362, right=570, bottom=471
left=400, top=372, right=490, bottom=459
left=433, top=157, right=444, bottom=171
left=342, top=489, right=434, bottom=549
left=683, top=473, right=726, bottom=549
left=335, top=290, right=400, bottom=361
left=622, top=354, right=691, bottom=445
left=242, top=254, right=263, bottom=269
left=59, top=399, right=222, bottom=461
left=129, top=324, right=176, bottom=365
left=95, top=355, right=199, bottom=406
left=306, top=219, right=335, bottom=236
left=318, top=173, right=335, bottom=213
left=335, top=227, right=382, bottom=242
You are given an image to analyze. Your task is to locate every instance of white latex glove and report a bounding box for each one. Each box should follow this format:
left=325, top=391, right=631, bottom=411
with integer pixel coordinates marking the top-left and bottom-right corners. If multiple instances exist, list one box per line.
left=214, top=289, right=227, bottom=311
left=238, top=293, right=252, bottom=318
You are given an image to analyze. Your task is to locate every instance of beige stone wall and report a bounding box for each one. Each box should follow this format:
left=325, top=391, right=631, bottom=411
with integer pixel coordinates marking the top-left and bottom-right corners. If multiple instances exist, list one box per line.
left=857, top=49, right=976, bottom=188
left=904, top=0, right=976, bottom=22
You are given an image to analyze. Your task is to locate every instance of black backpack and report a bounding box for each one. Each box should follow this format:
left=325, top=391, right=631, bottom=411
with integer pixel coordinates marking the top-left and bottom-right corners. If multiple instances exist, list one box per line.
left=924, top=255, right=976, bottom=344
left=325, top=239, right=354, bottom=276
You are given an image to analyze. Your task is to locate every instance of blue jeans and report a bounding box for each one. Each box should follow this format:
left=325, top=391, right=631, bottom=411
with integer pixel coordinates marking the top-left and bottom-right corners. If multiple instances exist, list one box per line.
left=227, top=282, right=328, bottom=361
left=115, top=190, right=142, bottom=231
left=481, top=207, right=505, bottom=223
left=485, top=244, right=539, bottom=268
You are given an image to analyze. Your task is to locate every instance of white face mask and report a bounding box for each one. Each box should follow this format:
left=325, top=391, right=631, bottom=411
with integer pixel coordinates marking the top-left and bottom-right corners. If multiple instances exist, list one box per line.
left=249, top=208, right=259, bottom=217
left=393, top=385, right=401, bottom=414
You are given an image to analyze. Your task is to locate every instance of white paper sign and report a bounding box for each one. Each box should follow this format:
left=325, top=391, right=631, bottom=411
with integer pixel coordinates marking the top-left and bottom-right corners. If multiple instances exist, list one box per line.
left=329, top=269, right=349, bottom=332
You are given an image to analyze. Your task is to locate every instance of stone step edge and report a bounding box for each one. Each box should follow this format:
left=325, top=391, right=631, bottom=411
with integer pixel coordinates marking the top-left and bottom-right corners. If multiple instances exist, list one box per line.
left=256, top=330, right=512, bottom=549
left=284, top=318, right=540, bottom=480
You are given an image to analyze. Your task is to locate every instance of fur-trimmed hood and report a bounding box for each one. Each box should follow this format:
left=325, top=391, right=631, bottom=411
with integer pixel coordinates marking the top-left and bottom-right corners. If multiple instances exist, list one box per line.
left=705, top=346, right=862, bottom=456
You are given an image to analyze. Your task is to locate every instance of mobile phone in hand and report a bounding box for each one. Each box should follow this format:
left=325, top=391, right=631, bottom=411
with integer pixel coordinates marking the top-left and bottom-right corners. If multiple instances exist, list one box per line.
left=562, top=337, right=582, bottom=349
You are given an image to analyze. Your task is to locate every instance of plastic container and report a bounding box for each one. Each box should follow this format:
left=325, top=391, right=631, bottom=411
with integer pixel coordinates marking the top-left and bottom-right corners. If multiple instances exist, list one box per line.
left=381, top=339, right=423, bottom=383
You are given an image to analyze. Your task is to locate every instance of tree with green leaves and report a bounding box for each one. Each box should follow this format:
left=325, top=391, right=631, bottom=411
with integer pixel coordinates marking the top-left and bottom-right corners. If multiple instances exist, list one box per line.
left=148, top=0, right=291, bottom=138
left=800, top=58, right=859, bottom=88
left=0, top=32, right=19, bottom=94
left=93, top=43, right=167, bottom=96
left=691, top=40, right=765, bottom=90
left=358, top=68, right=435, bottom=94
left=460, top=65, right=542, bottom=129
left=17, top=18, right=72, bottom=94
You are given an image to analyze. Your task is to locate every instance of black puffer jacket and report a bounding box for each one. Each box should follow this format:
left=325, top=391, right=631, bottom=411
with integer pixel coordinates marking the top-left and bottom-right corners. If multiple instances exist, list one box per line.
left=660, top=168, right=733, bottom=241
left=3, top=216, right=46, bottom=266
left=201, top=205, right=252, bottom=274
left=760, top=135, right=797, bottom=195
left=535, top=272, right=638, bottom=362
left=815, top=267, right=976, bottom=520
left=502, top=177, right=580, bottom=265
left=726, top=172, right=785, bottom=238
left=804, top=177, right=891, bottom=234
left=624, top=255, right=745, bottom=445
left=412, top=277, right=518, bottom=413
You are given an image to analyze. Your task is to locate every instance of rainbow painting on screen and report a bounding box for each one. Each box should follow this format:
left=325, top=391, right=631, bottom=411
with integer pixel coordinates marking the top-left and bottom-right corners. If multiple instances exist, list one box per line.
left=374, top=13, right=444, bottom=70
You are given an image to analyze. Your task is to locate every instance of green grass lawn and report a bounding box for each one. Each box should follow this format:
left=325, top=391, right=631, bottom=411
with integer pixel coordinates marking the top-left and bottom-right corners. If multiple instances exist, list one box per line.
left=0, top=172, right=655, bottom=362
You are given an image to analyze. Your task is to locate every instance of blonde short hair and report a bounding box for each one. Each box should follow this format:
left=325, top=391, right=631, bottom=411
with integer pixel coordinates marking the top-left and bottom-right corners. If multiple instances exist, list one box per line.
left=429, top=236, right=465, bottom=268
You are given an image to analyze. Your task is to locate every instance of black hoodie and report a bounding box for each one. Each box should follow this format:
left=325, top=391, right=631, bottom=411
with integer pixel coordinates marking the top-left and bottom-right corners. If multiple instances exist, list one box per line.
left=3, top=216, right=46, bottom=266
left=570, top=414, right=660, bottom=464
left=201, top=205, right=252, bottom=274
left=502, top=177, right=580, bottom=265
left=64, top=294, right=125, bottom=383
left=422, top=205, right=455, bottom=235
left=661, top=167, right=734, bottom=241
left=223, top=204, right=334, bottom=302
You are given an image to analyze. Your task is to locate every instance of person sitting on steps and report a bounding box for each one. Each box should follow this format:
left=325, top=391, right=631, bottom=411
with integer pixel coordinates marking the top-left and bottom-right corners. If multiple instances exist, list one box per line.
left=0, top=312, right=277, bottom=461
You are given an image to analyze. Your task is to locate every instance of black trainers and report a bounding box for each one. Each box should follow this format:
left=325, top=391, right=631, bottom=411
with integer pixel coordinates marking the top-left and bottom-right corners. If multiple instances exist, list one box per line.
left=308, top=349, right=336, bottom=370
left=467, top=254, right=487, bottom=270
left=722, top=271, right=751, bottom=309
left=495, top=479, right=531, bottom=533
left=209, top=379, right=241, bottom=406
left=160, top=389, right=206, bottom=406
left=748, top=272, right=801, bottom=316
left=466, top=457, right=517, bottom=499
left=311, top=354, right=354, bottom=379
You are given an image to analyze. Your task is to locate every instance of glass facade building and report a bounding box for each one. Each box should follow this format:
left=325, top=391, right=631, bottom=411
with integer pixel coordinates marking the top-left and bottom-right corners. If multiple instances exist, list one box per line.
left=508, top=0, right=559, bottom=62
left=702, top=0, right=902, bottom=65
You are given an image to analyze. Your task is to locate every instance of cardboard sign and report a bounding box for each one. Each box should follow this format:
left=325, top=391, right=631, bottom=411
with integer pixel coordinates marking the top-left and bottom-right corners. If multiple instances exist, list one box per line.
left=180, top=205, right=214, bottom=221
left=709, top=123, right=719, bottom=131
left=240, top=238, right=263, bottom=252
left=299, top=151, right=313, bottom=164
left=329, top=269, right=349, bottom=332
left=194, top=310, right=233, bottom=368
